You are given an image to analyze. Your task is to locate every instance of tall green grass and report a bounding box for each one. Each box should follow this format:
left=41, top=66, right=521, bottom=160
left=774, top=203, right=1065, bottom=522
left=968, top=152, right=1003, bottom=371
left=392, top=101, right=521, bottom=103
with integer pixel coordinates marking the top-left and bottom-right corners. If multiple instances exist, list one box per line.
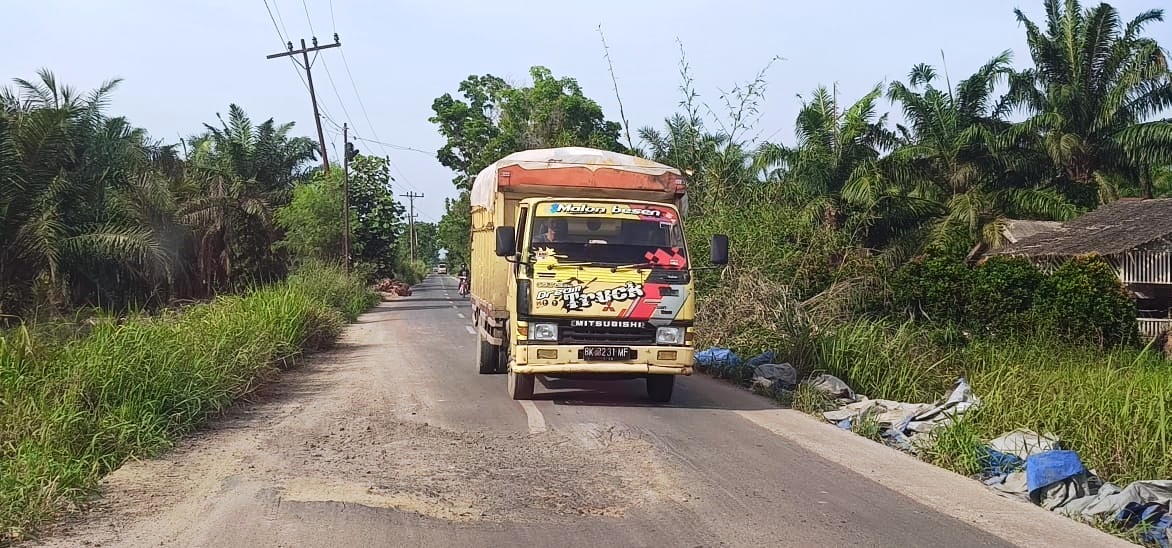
left=0, top=262, right=377, bottom=542
left=782, top=320, right=1172, bottom=484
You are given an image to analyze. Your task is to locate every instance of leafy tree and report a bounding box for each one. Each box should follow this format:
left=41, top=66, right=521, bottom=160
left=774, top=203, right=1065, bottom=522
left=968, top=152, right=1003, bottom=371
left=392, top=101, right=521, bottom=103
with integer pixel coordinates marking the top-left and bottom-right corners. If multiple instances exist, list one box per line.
left=275, top=170, right=345, bottom=262
left=437, top=191, right=471, bottom=267
left=885, top=55, right=1077, bottom=254
left=409, top=221, right=439, bottom=264
left=967, top=256, right=1045, bottom=331
left=1033, top=255, right=1137, bottom=346
left=275, top=154, right=405, bottom=277
left=1009, top=0, right=1172, bottom=205
left=429, top=67, right=624, bottom=191
left=430, top=67, right=626, bottom=269
left=496, top=66, right=625, bottom=153
left=347, top=155, right=405, bottom=277
left=429, top=74, right=509, bottom=189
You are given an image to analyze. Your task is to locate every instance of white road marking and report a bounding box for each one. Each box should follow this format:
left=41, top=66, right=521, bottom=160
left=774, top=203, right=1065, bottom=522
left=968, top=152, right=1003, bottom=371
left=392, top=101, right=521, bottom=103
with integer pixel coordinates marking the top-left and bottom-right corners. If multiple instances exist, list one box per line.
left=518, top=401, right=547, bottom=434
left=456, top=313, right=465, bottom=318
left=464, top=325, right=476, bottom=335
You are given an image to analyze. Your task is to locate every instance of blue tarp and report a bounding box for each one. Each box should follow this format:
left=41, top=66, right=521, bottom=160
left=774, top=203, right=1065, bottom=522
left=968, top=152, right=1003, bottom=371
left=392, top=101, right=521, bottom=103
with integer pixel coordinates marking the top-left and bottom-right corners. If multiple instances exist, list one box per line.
left=1026, top=450, right=1087, bottom=503
left=978, top=447, right=1024, bottom=478
left=745, top=350, right=776, bottom=367
left=694, top=347, right=740, bottom=369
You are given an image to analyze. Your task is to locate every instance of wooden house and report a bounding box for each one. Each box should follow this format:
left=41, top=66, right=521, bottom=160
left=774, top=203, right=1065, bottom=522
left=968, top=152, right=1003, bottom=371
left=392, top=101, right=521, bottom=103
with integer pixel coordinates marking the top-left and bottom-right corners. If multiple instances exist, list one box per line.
left=991, top=198, right=1172, bottom=340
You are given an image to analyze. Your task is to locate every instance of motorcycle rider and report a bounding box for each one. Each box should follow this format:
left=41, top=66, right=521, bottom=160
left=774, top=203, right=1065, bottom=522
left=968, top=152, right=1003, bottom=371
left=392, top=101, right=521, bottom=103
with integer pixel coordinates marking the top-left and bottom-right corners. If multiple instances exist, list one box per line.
left=457, top=263, right=470, bottom=295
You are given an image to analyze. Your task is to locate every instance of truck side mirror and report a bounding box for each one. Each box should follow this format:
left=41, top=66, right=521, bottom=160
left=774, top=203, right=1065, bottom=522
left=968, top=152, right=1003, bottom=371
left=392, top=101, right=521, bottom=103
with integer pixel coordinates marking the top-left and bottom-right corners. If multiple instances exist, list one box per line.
left=710, top=234, right=729, bottom=265
left=495, top=226, right=517, bottom=257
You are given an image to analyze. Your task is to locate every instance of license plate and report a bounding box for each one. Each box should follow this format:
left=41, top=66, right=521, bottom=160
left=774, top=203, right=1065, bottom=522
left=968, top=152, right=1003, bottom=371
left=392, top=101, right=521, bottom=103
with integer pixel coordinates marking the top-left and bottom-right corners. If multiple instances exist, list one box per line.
left=580, top=346, right=634, bottom=361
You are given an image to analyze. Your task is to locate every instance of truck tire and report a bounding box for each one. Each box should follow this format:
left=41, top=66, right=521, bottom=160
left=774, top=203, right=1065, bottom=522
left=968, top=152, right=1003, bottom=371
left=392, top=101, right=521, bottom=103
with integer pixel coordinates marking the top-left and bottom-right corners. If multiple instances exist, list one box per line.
left=646, top=375, right=675, bottom=403
left=496, top=335, right=510, bottom=374
left=476, top=332, right=498, bottom=375
left=508, top=368, right=535, bottom=400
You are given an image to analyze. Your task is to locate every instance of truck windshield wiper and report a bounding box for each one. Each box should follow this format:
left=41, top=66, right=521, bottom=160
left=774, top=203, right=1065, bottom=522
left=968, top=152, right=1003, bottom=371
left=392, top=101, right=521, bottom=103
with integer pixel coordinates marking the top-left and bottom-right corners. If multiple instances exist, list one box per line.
left=610, top=262, right=660, bottom=272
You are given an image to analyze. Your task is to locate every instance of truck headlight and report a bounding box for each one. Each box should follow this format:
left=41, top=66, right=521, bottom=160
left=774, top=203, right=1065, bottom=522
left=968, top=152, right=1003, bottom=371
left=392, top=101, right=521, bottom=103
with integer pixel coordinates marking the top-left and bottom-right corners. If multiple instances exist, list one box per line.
left=656, top=326, right=684, bottom=345
left=531, top=323, right=558, bottom=341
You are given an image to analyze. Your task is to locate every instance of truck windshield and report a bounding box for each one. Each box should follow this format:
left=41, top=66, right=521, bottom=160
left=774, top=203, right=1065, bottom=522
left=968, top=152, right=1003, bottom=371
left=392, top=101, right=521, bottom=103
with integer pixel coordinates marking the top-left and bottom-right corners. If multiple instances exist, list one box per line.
left=529, top=203, right=687, bottom=267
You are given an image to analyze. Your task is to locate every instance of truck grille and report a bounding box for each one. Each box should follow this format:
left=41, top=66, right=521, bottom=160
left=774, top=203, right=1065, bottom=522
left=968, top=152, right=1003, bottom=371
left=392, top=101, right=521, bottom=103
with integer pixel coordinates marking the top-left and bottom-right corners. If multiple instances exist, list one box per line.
left=559, top=325, right=657, bottom=345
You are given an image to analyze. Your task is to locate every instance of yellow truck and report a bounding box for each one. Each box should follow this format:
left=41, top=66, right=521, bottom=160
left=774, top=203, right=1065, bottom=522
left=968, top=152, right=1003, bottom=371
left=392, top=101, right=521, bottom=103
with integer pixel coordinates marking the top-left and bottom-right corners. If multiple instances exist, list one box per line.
left=468, top=147, right=728, bottom=402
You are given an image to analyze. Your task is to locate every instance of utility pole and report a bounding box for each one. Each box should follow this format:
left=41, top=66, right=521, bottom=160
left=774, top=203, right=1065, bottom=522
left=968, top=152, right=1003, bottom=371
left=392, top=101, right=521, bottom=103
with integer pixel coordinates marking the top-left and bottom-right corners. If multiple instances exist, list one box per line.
left=400, top=191, right=424, bottom=262
left=342, top=123, right=353, bottom=272
left=266, top=35, right=341, bottom=174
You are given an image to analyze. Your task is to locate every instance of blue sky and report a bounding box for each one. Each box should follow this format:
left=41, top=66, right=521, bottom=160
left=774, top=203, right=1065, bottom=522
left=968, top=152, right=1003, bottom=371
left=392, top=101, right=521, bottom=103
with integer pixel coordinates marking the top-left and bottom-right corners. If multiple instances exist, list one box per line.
left=4, top=0, right=1166, bottom=222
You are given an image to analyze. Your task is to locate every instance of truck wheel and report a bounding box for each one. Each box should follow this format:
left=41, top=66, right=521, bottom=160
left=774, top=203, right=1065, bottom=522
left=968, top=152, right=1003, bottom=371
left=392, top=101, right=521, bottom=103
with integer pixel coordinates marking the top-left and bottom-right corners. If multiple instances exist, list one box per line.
left=495, top=339, right=510, bottom=374
left=646, top=375, right=675, bottom=403
left=476, top=332, right=498, bottom=375
left=507, top=369, right=535, bottom=400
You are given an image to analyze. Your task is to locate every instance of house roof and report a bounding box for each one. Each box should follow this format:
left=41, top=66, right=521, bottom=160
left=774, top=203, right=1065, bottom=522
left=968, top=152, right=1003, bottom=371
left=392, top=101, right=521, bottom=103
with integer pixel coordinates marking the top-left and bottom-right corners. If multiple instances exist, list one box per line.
left=994, top=198, right=1172, bottom=258
left=1001, top=219, right=1063, bottom=244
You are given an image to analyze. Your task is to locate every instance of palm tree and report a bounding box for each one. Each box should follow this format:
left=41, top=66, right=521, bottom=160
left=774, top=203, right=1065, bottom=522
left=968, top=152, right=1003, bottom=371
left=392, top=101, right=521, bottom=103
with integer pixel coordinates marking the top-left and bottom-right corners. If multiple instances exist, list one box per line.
left=0, top=70, right=176, bottom=315
left=638, top=114, right=756, bottom=212
left=756, top=84, right=897, bottom=236
left=885, top=54, right=1076, bottom=255
left=1009, top=0, right=1172, bottom=204
left=181, top=104, right=317, bottom=290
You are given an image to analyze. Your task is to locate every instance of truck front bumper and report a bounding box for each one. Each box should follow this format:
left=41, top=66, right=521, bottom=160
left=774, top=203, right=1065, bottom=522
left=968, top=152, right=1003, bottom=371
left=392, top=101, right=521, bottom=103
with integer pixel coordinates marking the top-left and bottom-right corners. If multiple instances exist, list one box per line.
left=512, top=344, right=693, bottom=375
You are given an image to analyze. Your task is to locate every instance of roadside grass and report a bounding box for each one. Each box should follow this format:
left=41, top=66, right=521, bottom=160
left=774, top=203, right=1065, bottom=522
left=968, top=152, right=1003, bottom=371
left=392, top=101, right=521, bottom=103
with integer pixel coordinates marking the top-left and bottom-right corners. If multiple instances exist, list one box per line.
left=0, top=262, right=378, bottom=543
left=801, top=322, right=1172, bottom=484
left=696, top=274, right=1172, bottom=487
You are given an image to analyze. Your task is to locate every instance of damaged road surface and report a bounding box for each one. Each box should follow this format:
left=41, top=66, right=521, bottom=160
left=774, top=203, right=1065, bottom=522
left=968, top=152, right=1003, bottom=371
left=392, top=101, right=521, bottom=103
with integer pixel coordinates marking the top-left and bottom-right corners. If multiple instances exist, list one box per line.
left=30, top=277, right=1129, bottom=548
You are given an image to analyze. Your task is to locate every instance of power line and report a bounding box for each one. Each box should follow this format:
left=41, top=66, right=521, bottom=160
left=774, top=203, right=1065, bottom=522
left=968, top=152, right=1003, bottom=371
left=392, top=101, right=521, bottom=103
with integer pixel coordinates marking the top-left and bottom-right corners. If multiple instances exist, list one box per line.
left=300, top=0, right=317, bottom=36
left=264, top=0, right=344, bottom=129
left=266, top=36, right=343, bottom=174
left=338, top=47, right=384, bottom=155
left=272, top=0, right=296, bottom=42
left=294, top=0, right=439, bottom=224
left=283, top=1, right=361, bottom=170
left=349, top=136, right=435, bottom=156
left=399, top=191, right=424, bottom=262
left=319, top=55, right=355, bottom=125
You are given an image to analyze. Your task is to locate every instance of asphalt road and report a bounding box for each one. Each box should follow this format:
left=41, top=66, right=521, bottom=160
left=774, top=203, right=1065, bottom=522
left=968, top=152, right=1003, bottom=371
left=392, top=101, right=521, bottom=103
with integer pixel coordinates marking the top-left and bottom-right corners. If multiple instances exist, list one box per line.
left=31, top=275, right=1128, bottom=548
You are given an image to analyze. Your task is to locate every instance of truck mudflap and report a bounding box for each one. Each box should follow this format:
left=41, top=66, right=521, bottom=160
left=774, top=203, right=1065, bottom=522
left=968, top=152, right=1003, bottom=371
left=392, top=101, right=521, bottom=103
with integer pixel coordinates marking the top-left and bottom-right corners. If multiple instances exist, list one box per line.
left=511, top=344, right=693, bottom=376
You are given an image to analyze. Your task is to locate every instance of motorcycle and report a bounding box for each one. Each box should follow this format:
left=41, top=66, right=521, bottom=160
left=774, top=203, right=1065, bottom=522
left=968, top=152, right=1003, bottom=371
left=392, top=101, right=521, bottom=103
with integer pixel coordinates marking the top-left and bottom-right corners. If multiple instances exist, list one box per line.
left=457, top=274, right=469, bottom=296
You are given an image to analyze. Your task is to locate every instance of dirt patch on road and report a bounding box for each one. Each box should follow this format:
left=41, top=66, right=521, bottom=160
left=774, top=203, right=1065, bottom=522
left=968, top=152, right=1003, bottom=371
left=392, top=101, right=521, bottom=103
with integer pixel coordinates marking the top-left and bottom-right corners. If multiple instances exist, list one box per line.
left=267, top=413, right=684, bottom=524
left=28, top=319, right=688, bottom=546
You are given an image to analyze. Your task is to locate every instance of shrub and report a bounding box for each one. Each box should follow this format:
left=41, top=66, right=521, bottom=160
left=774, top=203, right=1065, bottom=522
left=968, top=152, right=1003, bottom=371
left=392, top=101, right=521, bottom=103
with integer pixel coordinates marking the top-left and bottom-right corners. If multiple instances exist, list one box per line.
left=890, top=255, right=971, bottom=323
left=1032, top=255, right=1137, bottom=347
left=967, top=256, right=1045, bottom=332
left=685, top=185, right=864, bottom=299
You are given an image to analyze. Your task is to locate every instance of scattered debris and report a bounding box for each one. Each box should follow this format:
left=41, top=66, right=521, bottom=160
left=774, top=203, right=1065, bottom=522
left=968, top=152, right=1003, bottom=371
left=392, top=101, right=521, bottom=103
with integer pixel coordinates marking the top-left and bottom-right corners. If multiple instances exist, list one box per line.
left=812, top=376, right=980, bottom=452
left=980, top=431, right=1172, bottom=547
left=809, top=374, right=856, bottom=401
left=751, top=363, right=798, bottom=392
left=694, top=347, right=742, bottom=372
left=694, top=344, right=1172, bottom=546
left=372, top=278, right=412, bottom=298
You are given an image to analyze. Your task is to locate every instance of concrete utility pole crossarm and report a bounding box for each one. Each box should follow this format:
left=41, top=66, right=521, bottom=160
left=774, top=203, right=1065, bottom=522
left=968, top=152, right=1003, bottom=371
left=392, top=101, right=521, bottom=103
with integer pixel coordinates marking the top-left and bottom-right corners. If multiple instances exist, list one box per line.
left=266, top=35, right=341, bottom=174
